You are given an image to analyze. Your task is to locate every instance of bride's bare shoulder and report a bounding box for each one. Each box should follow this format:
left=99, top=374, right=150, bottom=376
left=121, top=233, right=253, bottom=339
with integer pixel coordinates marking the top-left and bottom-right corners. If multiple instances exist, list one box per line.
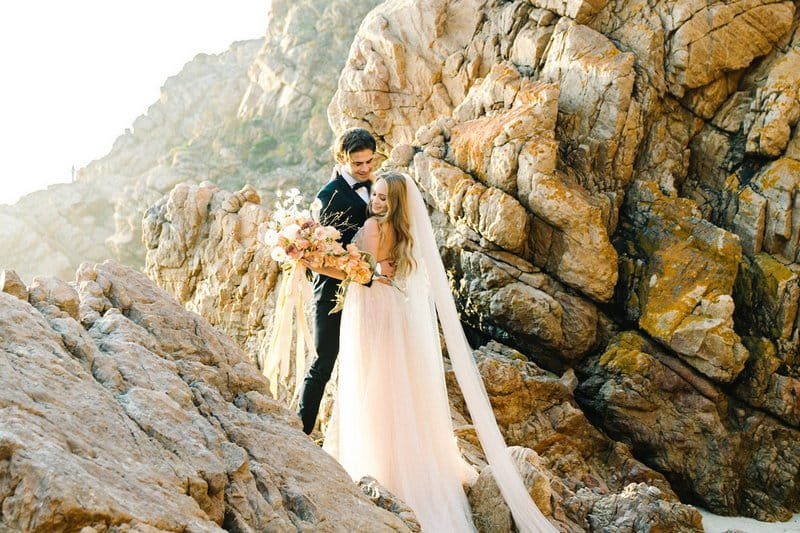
left=363, top=217, right=381, bottom=234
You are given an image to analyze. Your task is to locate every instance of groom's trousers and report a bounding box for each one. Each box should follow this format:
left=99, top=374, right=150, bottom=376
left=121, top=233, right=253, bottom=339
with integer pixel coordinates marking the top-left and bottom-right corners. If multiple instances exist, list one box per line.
left=298, top=296, right=340, bottom=434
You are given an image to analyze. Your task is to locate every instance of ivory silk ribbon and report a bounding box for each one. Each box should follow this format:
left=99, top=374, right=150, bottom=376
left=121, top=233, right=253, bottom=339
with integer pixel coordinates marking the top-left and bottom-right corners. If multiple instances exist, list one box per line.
left=262, top=262, right=316, bottom=406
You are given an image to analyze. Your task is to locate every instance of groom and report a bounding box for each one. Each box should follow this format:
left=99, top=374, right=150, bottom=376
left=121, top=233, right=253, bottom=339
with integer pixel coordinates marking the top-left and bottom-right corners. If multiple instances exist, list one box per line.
left=298, top=127, right=380, bottom=434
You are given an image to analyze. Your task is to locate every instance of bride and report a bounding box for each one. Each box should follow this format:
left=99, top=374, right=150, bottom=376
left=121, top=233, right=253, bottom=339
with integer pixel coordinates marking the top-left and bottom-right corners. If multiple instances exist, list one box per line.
left=307, top=172, right=557, bottom=533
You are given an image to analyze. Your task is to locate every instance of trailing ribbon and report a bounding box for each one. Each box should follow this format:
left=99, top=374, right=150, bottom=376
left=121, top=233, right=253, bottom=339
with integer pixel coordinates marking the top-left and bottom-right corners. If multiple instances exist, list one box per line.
left=261, top=262, right=316, bottom=407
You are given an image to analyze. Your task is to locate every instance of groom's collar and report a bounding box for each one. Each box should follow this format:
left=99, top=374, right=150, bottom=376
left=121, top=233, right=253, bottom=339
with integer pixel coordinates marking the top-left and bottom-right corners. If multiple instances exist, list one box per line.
left=339, top=169, right=359, bottom=188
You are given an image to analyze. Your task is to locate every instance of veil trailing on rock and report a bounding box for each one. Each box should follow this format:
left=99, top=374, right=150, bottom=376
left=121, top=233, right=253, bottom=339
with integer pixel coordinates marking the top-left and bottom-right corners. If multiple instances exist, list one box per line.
left=401, top=174, right=558, bottom=533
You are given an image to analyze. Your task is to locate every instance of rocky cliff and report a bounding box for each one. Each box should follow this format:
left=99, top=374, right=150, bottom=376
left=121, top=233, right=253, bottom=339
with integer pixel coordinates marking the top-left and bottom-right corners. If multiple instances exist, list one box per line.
left=139, top=181, right=704, bottom=530
left=323, top=0, right=800, bottom=522
left=4, top=0, right=800, bottom=529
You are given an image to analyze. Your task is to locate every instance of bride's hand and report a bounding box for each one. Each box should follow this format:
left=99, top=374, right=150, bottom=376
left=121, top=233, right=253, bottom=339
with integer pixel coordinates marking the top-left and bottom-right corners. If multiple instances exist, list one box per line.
left=379, top=260, right=396, bottom=279
left=300, top=259, right=319, bottom=274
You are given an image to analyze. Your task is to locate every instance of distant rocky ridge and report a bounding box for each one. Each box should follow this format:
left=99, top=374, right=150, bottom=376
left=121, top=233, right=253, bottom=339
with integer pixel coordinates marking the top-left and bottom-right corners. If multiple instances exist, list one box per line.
left=0, top=0, right=382, bottom=284
left=0, top=39, right=262, bottom=282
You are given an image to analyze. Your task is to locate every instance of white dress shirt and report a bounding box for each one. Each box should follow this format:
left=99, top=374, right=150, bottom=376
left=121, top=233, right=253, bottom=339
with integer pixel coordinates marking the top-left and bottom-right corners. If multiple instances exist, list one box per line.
left=340, top=169, right=370, bottom=204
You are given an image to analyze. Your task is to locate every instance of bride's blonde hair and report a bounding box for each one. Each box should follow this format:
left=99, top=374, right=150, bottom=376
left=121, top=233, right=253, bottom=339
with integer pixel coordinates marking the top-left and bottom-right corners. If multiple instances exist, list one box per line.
left=370, top=172, right=416, bottom=277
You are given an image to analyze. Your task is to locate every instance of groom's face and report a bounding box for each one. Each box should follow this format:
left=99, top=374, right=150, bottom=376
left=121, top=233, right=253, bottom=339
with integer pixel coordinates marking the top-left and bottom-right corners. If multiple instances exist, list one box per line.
left=344, top=149, right=375, bottom=182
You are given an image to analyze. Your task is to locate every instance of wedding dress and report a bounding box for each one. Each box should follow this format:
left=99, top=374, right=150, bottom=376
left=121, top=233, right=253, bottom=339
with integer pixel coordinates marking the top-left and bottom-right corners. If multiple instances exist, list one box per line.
left=324, top=176, right=558, bottom=533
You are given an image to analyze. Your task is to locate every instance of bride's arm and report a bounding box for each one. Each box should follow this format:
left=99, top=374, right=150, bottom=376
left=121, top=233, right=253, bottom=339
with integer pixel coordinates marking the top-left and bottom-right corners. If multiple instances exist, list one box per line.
left=305, top=263, right=346, bottom=280
left=360, top=219, right=393, bottom=285
left=359, top=218, right=381, bottom=259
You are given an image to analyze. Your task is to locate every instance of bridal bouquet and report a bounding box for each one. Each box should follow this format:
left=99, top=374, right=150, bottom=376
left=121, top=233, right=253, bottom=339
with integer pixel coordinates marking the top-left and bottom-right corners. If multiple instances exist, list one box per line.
left=260, top=188, right=372, bottom=403
left=263, top=189, right=373, bottom=281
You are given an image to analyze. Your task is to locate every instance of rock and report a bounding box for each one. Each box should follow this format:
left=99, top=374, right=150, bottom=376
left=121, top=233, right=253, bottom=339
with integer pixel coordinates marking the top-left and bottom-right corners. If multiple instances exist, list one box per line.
left=414, top=153, right=529, bottom=255
left=662, top=0, right=795, bottom=97
left=745, top=48, right=800, bottom=156
left=0, top=260, right=413, bottom=532
left=358, top=477, right=421, bottom=532
left=744, top=158, right=800, bottom=263
left=733, top=336, right=800, bottom=427
left=238, top=0, right=383, bottom=165
left=0, top=269, right=27, bottom=300
left=615, top=181, right=748, bottom=383
left=585, top=483, right=704, bottom=532
left=734, top=253, right=799, bottom=363
left=28, top=276, right=81, bottom=321
left=2, top=0, right=385, bottom=285
left=143, top=181, right=285, bottom=394
left=577, top=331, right=800, bottom=521
left=468, top=447, right=554, bottom=532
left=455, top=343, right=701, bottom=531
left=437, top=220, right=605, bottom=365
left=0, top=40, right=263, bottom=283
left=540, top=17, right=642, bottom=193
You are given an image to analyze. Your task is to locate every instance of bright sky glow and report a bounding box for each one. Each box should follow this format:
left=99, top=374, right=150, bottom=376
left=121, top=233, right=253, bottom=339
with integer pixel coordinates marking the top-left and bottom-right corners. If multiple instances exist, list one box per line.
left=0, top=1, right=267, bottom=205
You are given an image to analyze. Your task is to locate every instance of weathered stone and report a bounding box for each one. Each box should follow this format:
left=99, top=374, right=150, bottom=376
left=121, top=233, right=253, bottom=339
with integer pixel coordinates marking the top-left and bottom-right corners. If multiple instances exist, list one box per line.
left=746, top=48, right=800, bottom=156
left=28, top=275, right=81, bottom=321
left=0, top=269, right=27, bottom=301
left=577, top=331, right=800, bottom=521
left=358, top=477, right=421, bottom=532
left=747, top=158, right=800, bottom=262
left=143, top=182, right=280, bottom=379
left=616, top=182, right=748, bottom=382
left=540, top=17, right=642, bottom=193
left=0, top=261, right=412, bottom=532
left=663, top=0, right=795, bottom=97
left=437, top=221, right=604, bottom=364
left=414, top=153, right=529, bottom=255
left=733, top=337, right=800, bottom=427
left=455, top=343, right=701, bottom=531
left=584, top=483, right=704, bottom=532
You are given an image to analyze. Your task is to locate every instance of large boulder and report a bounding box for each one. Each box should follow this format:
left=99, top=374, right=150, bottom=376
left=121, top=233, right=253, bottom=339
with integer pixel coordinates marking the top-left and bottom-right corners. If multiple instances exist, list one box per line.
left=0, top=262, right=413, bottom=532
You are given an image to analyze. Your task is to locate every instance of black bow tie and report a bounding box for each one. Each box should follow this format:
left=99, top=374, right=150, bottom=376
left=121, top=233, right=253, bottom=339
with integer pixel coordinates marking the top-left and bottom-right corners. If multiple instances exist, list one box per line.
left=352, top=180, right=371, bottom=192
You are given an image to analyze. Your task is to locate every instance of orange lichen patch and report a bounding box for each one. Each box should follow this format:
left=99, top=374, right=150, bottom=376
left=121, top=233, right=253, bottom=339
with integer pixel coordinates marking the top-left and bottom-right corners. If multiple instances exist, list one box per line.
left=516, top=80, right=560, bottom=112
left=754, top=253, right=796, bottom=290
left=449, top=104, right=538, bottom=181
left=752, top=157, right=800, bottom=193
left=599, top=332, right=653, bottom=375
left=632, top=183, right=742, bottom=342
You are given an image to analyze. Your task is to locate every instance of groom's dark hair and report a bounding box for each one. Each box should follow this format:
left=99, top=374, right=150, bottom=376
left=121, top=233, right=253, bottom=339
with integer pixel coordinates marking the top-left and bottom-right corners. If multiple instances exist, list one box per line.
left=333, top=128, right=377, bottom=162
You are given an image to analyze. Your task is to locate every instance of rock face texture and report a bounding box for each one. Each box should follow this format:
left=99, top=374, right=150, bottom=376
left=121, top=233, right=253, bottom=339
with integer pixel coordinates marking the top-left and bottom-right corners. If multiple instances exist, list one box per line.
left=142, top=181, right=280, bottom=380
left=0, top=261, right=413, bottom=532
left=577, top=332, right=800, bottom=521
left=455, top=343, right=704, bottom=532
left=138, top=0, right=800, bottom=524
left=238, top=0, right=383, bottom=167
left=323, top=0, right=800, bottom=522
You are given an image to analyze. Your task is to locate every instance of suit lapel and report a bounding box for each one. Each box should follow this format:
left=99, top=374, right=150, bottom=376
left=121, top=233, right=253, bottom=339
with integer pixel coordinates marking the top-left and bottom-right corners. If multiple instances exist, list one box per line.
left=334, top=174, right=368, bottom=207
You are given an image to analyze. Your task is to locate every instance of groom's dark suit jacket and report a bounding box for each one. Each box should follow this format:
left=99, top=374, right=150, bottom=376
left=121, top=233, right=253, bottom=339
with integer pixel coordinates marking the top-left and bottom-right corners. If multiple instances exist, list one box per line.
left=298, top=172, right=369, bottom=433
left=313, top=173, right=370, bottom=307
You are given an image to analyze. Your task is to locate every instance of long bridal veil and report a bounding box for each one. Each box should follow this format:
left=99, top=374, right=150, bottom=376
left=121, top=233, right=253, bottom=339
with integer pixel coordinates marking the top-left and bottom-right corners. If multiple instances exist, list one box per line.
left=402, top=174, right=558, bottom=533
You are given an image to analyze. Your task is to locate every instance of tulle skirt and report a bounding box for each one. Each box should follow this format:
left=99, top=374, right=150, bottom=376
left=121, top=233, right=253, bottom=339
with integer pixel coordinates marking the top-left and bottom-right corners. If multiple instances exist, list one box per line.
left=324, top=281, right=477, bottom=532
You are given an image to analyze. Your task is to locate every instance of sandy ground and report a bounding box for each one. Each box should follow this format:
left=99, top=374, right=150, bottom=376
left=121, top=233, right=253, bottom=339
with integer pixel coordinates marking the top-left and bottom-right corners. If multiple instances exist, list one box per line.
left=699, top=509, right=800, bottom=532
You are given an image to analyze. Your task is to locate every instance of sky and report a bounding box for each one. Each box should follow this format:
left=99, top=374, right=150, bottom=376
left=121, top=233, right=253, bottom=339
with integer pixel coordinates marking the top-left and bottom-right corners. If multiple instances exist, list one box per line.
left=0, top=1, right=268, bottom=206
